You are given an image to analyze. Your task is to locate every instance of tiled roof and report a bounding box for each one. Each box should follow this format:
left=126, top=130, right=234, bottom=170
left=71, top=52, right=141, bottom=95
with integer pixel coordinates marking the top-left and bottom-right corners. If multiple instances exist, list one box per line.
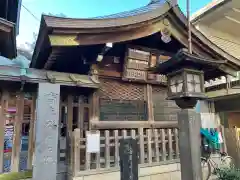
left=43, top=0, right=171, bottom=29
left=93, top=0, right=166, bottom=19
left=0, top=65, right=99, bottom=88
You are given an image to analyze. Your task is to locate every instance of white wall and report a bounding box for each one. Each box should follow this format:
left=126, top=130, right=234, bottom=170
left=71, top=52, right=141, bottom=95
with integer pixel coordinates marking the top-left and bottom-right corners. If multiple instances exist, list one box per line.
left=197, top=100, right=220, bottom=128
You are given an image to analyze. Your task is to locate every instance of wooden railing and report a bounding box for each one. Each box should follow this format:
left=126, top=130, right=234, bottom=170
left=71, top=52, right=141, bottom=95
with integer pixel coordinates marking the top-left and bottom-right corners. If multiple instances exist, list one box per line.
left=72, top=127, right=179, bottom=176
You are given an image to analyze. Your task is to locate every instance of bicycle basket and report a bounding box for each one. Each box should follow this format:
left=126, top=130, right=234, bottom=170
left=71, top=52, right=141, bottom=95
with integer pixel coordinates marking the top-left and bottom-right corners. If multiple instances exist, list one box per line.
left=200, top=128, right=220, bottom=155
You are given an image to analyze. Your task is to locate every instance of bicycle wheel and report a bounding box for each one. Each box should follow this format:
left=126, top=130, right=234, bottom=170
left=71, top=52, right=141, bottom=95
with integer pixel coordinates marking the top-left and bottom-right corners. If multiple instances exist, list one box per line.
left=201, top=157, right=211, bottom=180
left=221, top=155, right=235, bottom=169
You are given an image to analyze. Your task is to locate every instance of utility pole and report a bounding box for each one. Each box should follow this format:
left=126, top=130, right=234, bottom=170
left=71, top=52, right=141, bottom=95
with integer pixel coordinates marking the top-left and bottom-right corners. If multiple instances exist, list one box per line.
left=187, top=0, right=192, bottom=54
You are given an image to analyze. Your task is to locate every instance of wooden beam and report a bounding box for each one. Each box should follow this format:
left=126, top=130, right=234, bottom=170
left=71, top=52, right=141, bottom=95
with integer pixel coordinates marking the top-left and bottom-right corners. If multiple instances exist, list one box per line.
left=89, top=91, right=99, bottom=123
left=0, top=91, right=8, bottom=173
left=232, top=8, right=240, bottom=13
left=90, top=121, right=178, bottom=129
left=207, top=88, right=240, bottom=99
left=225, top=15, right=240, bottom=25
left=27, top=94, right=36, bottom=169
left=11, top=92, right=24, bottom=172
left=66, top=95, right=73, bottom=173
left=146, top=84, right=154, bottom=122
left=0, top=19, right=13, bottom=32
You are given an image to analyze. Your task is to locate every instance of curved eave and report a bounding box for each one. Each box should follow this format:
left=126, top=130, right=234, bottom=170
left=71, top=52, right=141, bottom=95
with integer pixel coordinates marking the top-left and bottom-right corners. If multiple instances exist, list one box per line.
left=43, top=1, right=171, bottom=29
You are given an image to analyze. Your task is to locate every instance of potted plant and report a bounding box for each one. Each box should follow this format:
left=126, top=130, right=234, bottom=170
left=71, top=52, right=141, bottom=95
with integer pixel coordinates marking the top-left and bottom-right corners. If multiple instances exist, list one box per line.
left=216, top=167, right=240, bottom=180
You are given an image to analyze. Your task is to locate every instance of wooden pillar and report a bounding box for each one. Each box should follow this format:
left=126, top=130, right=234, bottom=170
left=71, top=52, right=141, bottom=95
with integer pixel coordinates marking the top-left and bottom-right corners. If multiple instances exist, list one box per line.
left=11, top=92, right=25, bottom=172
left=66, top=95, right=73, bottom=172
left=73, top=129, right=80, bottom=176
left=226, top=75, right=231, bottom=94
left=0, top=91, right=8, bottom=173
left=27, top=94, right=37, bottom=169
left=90, top=91, right=99, bottom=123
left=145, top=84, right=154, bottom=123
left=220, top=112, right=229, bottom=128
left=78, top=97, right=83, bottom=138
left=90, top=63, right=99, bottom=129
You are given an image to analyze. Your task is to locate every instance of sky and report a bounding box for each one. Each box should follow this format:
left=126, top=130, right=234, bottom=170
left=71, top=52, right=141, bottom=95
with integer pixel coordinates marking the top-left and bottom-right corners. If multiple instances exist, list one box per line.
left=17, top=0, right=213, bottom=50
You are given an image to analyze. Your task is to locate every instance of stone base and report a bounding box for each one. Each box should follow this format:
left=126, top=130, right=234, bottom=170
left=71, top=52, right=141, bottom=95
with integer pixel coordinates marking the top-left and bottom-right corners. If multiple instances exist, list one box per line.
left=72, top=162, right=217, bottom=180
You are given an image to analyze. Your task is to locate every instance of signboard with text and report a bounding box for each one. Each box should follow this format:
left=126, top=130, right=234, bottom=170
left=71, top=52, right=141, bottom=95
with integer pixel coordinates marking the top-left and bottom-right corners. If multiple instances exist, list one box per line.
left=119, top=138, right=138, bottom=180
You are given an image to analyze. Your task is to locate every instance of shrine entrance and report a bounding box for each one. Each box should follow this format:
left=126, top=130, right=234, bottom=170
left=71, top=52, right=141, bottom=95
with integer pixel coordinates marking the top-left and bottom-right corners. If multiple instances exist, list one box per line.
left=0, top=69, right=99, bottom=177
left=58, top=87, right=93, bottom=175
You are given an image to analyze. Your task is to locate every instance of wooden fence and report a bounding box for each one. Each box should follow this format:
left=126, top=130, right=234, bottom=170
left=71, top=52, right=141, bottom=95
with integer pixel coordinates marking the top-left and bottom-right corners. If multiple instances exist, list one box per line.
left=72, top=127, right=179, bottom=176
left=0, top=91, right=36, bottom=173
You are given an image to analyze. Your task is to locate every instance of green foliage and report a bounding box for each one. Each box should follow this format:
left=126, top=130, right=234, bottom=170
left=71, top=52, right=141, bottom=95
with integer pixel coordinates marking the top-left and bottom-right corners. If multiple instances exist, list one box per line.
left=0, top=170, right=32, bottom=180
left=216, top=167, right=240, bottom=180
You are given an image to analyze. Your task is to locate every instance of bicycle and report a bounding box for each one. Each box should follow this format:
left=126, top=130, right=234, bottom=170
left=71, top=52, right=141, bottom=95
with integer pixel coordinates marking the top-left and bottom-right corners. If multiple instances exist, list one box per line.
left=201, top=146, right=234, bottom=180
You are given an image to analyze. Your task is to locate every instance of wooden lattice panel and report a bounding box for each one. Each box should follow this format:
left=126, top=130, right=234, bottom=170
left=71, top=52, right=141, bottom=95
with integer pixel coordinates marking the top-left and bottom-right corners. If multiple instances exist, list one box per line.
left=99, top=78, right=145, bottom=100
left=152, top=86, right=180, bottom=121
left=99, top=99, right=147, bottom=121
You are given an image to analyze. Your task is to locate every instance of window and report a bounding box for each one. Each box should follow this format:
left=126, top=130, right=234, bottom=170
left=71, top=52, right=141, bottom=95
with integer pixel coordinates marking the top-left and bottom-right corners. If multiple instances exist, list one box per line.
left=186, top=73, right=201, bottom=93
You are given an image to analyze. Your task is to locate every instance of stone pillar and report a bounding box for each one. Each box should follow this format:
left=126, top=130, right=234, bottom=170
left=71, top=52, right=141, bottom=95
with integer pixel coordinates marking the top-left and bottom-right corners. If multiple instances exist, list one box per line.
left=33, top=83, right=60, bottom=180
left=178, top=109, right=202, bottom=180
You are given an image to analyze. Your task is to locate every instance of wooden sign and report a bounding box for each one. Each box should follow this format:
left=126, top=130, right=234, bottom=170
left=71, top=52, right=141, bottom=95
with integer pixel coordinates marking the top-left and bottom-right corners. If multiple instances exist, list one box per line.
left=33, top=83, right=60, bottom=180
left=128, top=48, right=150, bottom=61
left=86, top=131, right=100, bottom=153
left=120, top=138, right=138, bottom=180
left=126, top=59, right=148, bottom=70
left=123, top=69, right=147, bottom=81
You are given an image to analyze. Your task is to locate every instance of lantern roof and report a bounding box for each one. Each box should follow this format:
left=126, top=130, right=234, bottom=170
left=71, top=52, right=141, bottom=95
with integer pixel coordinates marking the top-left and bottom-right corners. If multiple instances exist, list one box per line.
left=149, top=48, right=236, bottom=80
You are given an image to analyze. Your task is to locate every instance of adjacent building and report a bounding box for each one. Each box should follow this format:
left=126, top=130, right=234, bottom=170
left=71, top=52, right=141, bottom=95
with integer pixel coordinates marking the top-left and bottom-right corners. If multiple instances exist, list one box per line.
left=192, top=0, right=240, bottom=128
left=0, top=0, right=22, bottom=58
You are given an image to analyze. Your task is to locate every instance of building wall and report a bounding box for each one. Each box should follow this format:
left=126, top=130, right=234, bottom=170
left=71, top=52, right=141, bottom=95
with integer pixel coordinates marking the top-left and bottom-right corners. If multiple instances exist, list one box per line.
left=96, top=47, right=177, bottom=125
left=214, top=96, right=240, bottom=128
left=228, top=112, right=240, bottom=128
left=198, top=100, right=220, bottom=128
